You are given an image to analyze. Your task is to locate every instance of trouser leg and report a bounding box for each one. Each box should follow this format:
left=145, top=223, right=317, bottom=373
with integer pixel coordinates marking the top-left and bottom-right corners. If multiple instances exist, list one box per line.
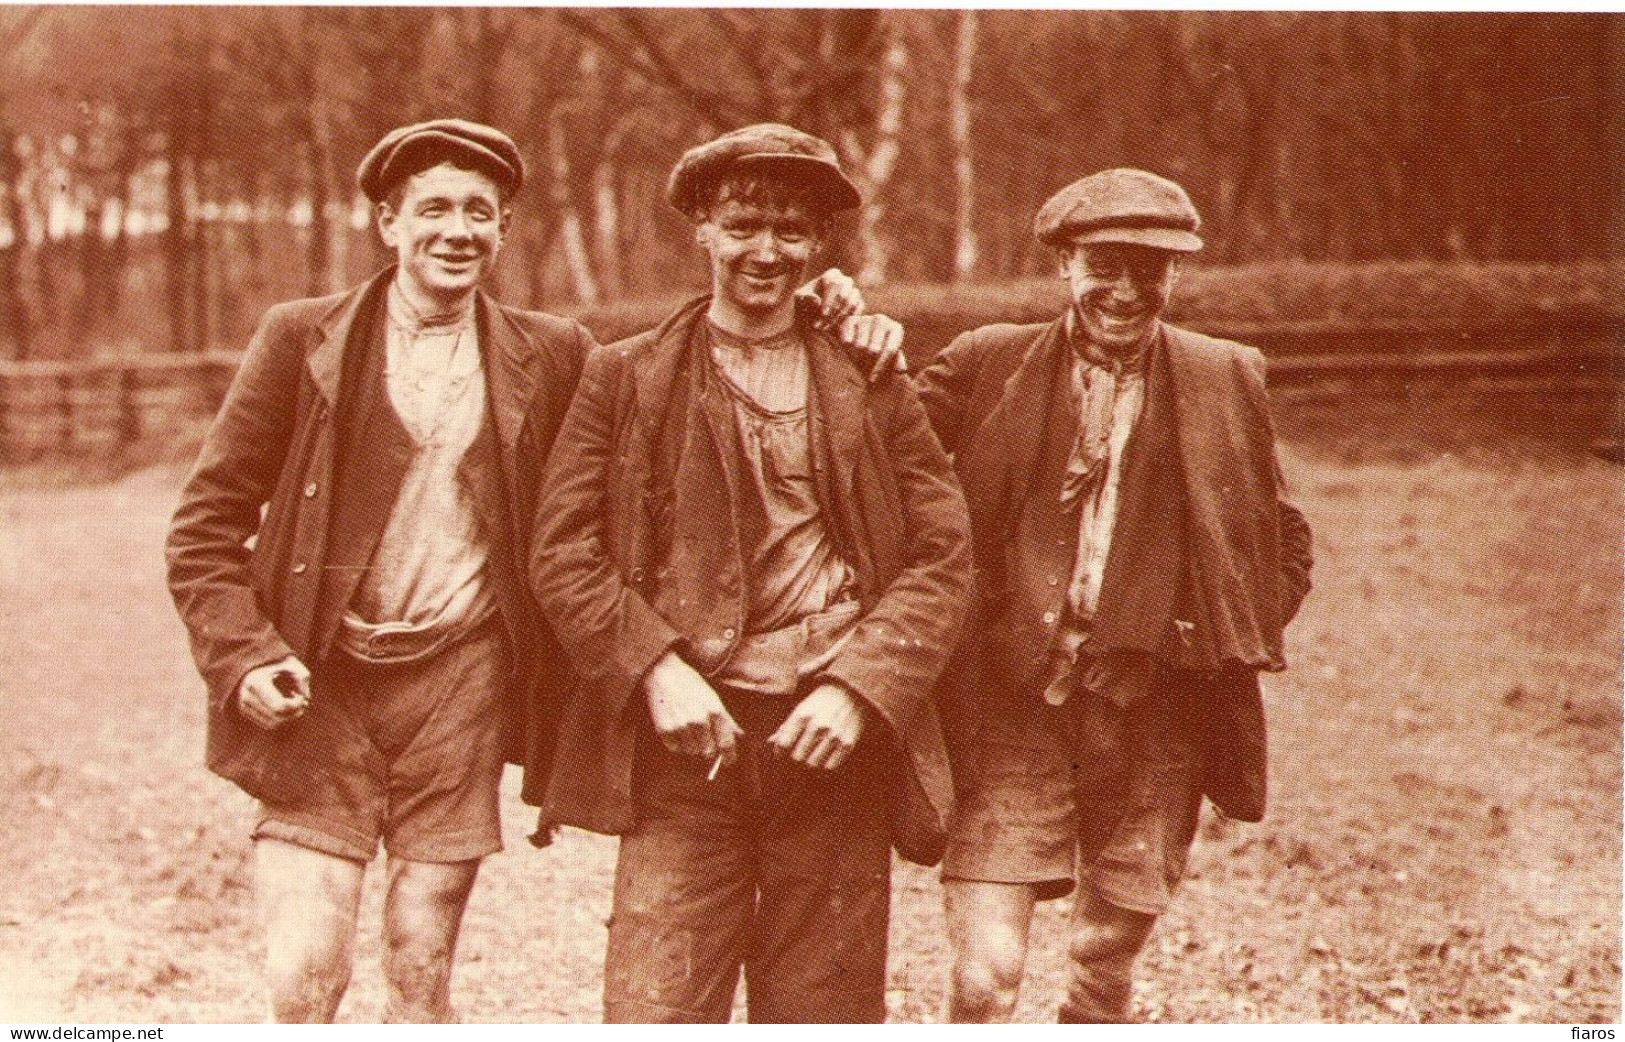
left=943, top=879, right=1037, bottom=1023
left=602, top=735, right=753, bottom=1023
left=254, top=838, right=366, bottom=1023
left=746, top=736, right=892, bottom=1024
left=381, top=856, right=481, bottom=1023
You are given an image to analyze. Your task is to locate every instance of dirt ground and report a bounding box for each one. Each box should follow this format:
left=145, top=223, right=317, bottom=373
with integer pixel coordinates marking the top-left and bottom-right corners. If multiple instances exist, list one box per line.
left=0, top=385, right=1619, bottom=1023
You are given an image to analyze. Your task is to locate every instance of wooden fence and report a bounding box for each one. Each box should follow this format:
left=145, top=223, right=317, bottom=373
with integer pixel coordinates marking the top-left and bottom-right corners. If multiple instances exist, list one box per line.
left=0, top=329, right=1617, bottom=461
left=0, top=353, right=242, bottom=459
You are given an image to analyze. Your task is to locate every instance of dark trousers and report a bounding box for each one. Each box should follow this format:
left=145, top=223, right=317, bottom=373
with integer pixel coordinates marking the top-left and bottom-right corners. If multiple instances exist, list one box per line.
left=603, top=689, right=893, bottom=1023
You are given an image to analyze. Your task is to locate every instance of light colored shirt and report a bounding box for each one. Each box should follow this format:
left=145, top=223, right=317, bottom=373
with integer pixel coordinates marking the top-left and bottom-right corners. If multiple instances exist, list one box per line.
left=338, top=283, right=495, bottom=661
left=1062, top=322, right=1150, bottom=622
left=1072, top=357, right=1150, bottom=617
left=707, top=322, right=854, bottom=634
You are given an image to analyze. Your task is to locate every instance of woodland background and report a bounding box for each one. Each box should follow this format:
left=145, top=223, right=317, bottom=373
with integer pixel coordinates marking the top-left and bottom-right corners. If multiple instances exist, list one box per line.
left=0, top=8, right=1618, bottom=360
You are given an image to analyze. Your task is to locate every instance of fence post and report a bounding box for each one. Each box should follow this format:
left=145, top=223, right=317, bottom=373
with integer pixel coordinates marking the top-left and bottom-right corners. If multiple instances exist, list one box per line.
left=57, top=373, right=73, bottom=448
left=119, top=365, right=140, bottom=444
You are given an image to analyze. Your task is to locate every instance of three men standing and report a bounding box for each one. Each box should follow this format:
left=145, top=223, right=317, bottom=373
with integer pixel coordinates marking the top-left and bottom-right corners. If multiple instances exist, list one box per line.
left=528, top=124, right=973, bottom=1022
left=168, top=110, right=1308, bottom=1024
left=917, top=169, right=1313, bottom=1022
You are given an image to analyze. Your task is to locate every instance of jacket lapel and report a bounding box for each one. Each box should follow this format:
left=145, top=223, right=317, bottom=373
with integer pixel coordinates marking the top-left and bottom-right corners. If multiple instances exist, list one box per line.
left=960, top=316, right=1069, bottom=552
left=806, top=325, right=866, bottom=510
left=632, top=297, right=709, bottom=451
left=473, top=292, right=536, bottom=456
left=305, top=269, right=394, bottom=407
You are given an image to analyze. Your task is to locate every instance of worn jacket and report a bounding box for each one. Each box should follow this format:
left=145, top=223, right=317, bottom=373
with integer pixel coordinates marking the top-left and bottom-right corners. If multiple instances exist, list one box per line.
left=916, top=317, right=1313, bottom=821
left=529, top=297, right=974, bottom=865
left=166, top=267, right=593, bottom=805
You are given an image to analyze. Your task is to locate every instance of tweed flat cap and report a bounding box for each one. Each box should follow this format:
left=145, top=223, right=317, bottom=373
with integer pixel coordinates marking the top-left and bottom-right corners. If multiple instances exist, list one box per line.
left=667, top=123, right=861, bottom=218
left=1034, top=168, right=1203, bottom=252
left=357, top=119, right=525, bottom=203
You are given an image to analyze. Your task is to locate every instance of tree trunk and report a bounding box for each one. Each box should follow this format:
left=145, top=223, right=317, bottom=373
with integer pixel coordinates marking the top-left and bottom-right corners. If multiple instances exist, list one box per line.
left=591, top=161, right=623, bottom=300
left=105, top=158, right=134, bottom=316
left=852, top=35, right=906, bottom=286
left=0, top=127, right=31, bottom=361
left=301, top=11, right=338, bottom=296
left=587, top=109, right=633, bottom=300
left=75, top=197, right=107, bottom=339
left=190, top=48, right=214, bottom=353
left=950, top=10, right=979, bottom=282
left=305, top=145, right=331, bottom=297
left=164, top=123, right=190, bottom=354
left=549, top=113, right=599, bottom=306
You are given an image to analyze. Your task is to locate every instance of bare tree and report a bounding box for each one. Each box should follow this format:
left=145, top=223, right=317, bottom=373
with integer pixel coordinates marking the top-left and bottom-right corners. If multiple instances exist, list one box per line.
left=0, top=6, right=48, bottom=358
left=950, top=10, right=979, bottom=282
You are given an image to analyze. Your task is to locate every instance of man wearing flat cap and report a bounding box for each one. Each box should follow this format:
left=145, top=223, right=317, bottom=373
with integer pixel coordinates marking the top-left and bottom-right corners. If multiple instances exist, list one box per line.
left=165, top=117, right=588, bottom=1022
left=911, top=168, right=1314, bottom=1022
left=530, top=123, right=973, bottom=1022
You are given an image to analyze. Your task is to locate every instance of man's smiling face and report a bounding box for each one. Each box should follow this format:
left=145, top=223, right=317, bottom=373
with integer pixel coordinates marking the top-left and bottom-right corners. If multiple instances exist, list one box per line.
left=377, top=162, right=507, bottom=307
left=698, top=195, right=823, bottom=319
left=1060, top=241, right=1179, bottom=354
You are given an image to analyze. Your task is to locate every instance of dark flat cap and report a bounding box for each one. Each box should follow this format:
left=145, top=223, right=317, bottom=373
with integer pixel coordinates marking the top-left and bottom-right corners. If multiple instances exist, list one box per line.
left=357, top=119, right=524, bottom=203
left=667, top=123, right=861, bottom=218
left=1034, top=168, right=1203, bottom=253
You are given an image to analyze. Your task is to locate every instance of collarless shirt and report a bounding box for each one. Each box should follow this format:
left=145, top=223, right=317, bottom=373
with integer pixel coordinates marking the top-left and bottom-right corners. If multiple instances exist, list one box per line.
left=338, top=284, right=495, bottom=660
left=706, top=322, right=854, bottom=634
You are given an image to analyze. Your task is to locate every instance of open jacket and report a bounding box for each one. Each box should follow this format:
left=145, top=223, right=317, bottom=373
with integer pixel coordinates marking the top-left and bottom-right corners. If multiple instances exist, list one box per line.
left=529, top=297, right=974, bottom=865
left=915, top=318, right=1313, bottom=821
left=166, top=268, right=593, bottom=806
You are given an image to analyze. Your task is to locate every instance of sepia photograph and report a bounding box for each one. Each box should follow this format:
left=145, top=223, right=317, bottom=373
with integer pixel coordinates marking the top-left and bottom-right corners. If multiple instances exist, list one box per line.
left=0, top=5, right=1618, bottom=1025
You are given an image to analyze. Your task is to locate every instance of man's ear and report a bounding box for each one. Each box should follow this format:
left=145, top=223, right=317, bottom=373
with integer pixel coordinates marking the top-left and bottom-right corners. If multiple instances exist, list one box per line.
left=499, top=207, right=513, bottom=240
left=375, top=202, right=399, bottom=248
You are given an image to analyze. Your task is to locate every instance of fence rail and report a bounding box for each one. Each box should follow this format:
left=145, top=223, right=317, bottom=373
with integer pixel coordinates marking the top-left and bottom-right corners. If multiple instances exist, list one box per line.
left=0, top=353, right=242, bottom=458
left=0, top=333, right=1618, bottom=462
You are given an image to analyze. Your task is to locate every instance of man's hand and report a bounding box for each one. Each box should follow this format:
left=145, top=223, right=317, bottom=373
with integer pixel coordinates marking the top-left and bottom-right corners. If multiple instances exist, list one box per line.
left=236, top=656, right=311, bottom=731
left=802, top=267, right=865, bottom=327
left=839, top=314, right=907, bottom=382
left=644, top=650, right=743, bottom=761
left=799, top=267, right=908, bottom=382
left=769, top=682, right=866, bottom=770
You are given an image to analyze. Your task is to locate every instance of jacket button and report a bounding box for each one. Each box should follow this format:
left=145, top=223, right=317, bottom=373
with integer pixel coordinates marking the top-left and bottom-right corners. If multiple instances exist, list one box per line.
left=1047, top=576, right=1060, bottom=587
left=303, top=482, right=318, bottom=498
left=629, top=566, right=645, bottom=584
left=1042, top=610, right=1057, bottom=625
left=722, top=627, right=736, bottom=640
left=292, top=562, right=308, bottom=574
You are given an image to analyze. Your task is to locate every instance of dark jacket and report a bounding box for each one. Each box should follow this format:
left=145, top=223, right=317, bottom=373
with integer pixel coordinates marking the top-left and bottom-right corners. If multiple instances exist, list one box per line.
left=529, top=297, right=974, bottom=865
left=165, top=268, right=593, bottom=806
left=915, top=317, right=1313, bottom=821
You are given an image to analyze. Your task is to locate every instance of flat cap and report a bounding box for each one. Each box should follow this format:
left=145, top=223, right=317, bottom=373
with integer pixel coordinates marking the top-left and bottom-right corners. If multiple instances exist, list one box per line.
left=667, top=123, right=861, bottom=218
left=1034, top=168, right=1203, bottom=253
left=357, top=119, right=524, bottom=203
